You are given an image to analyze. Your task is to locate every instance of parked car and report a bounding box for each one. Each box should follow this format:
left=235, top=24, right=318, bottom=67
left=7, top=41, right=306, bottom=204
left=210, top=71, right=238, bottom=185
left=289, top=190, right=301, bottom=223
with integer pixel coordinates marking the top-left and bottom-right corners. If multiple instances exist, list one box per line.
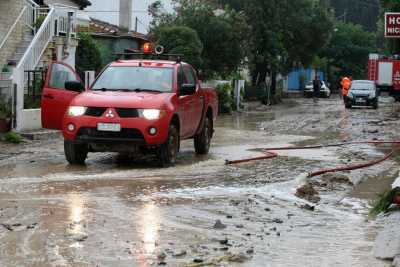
left=41, top=57, right=218, bottom=166
left=304, top=80, right=331, bottom=98
left=345, top=80, right=378, bottom=109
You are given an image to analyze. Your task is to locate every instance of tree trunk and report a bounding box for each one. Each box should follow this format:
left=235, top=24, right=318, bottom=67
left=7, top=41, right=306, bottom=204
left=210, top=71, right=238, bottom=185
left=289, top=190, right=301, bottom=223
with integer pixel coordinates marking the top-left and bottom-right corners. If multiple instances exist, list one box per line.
left=270, top=69, right=277, bottom=96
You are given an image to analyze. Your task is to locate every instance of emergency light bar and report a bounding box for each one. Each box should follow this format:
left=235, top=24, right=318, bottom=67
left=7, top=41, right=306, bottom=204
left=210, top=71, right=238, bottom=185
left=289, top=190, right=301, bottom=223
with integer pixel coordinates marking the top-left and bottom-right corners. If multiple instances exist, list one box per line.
left=114, top=52, right=183, bottom=63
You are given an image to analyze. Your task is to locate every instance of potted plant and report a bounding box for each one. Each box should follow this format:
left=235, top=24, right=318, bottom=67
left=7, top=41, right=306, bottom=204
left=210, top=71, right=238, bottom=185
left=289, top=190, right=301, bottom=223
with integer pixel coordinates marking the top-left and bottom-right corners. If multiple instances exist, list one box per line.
left=0, top=65, right=11, bottom=80
left=0, top=99, right=11, bottom=133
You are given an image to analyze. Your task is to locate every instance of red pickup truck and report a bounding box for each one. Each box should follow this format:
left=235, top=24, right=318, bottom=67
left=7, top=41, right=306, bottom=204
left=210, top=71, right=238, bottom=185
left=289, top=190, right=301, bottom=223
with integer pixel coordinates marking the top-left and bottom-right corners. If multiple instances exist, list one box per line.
left=41, top=58, right=218, bottom=166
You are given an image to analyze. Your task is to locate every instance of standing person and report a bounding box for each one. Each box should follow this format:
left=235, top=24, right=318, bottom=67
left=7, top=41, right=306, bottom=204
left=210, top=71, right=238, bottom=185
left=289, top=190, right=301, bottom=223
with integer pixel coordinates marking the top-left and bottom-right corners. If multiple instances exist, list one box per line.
left=341, top=76, right=351, bottom=103
left=313, top=75, right=322, bottom=103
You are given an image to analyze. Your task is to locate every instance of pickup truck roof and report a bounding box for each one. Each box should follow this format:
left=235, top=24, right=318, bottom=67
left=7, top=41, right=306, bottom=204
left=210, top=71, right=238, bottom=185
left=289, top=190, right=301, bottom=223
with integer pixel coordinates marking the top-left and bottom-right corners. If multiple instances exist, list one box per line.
left=110, top=60, right=187, bottom=68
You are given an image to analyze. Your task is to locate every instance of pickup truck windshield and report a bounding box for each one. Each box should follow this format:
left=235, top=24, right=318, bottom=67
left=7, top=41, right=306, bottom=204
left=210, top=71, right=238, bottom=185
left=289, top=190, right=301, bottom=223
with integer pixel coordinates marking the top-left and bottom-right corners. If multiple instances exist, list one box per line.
left=92, top=66, right=173, bottom=92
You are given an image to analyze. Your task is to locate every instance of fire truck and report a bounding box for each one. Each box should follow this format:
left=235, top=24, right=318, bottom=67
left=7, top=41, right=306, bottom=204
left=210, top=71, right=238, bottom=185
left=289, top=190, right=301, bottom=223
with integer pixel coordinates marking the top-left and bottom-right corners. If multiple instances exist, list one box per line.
left=368, top=53, right=400, bottom=101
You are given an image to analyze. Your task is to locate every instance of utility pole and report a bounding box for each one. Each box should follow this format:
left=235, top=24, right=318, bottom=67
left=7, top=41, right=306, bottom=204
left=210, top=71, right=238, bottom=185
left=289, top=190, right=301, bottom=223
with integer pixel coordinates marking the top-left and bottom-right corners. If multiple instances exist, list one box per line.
left=135, top=17, right=138, bottom=32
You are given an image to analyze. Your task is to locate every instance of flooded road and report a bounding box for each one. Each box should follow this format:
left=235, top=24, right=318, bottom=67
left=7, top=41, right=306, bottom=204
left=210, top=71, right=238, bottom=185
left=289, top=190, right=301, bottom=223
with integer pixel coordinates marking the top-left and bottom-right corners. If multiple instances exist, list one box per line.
left=0, top=96, right=399, bottom=266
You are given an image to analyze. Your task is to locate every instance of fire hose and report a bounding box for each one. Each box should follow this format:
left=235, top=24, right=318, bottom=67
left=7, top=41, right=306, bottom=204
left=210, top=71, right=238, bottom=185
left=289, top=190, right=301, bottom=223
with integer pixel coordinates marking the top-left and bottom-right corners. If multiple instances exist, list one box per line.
left=226, top=140, right=400, bottom=178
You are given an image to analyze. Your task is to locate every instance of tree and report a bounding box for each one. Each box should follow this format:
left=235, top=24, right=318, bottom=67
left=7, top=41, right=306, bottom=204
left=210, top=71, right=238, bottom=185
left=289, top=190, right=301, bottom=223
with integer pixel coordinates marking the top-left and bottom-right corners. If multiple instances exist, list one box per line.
left=153, top=26, right=203, bottom=68
left=76, top=33, right=102, bottom=79
left=239, top=0, right=333, bottom=98
left=149, top=0, right=248, bottom=79
left=321, top=22, right=376, bottom=79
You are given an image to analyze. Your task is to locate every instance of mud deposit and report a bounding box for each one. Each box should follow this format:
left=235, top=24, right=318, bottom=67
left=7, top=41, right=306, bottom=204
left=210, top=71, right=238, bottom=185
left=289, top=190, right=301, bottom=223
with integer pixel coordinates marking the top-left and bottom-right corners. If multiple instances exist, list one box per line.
left=0, top=96, right=399, bottom=266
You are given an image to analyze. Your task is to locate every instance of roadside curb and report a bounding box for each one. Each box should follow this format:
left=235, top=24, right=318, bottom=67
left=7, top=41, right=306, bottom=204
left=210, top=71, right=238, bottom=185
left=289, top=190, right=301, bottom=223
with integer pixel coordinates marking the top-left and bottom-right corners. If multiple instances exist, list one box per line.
left=19, top=129, right=61, bottom=141
left=373, top=172, right=400, bottom=264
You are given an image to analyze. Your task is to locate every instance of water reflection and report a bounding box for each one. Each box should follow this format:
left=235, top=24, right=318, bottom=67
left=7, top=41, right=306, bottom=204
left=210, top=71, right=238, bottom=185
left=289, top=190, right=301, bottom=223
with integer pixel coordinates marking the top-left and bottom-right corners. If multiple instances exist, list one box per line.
left=68, top=193, right=86, bottom=248
left=140, top=202, right=160, bottom=254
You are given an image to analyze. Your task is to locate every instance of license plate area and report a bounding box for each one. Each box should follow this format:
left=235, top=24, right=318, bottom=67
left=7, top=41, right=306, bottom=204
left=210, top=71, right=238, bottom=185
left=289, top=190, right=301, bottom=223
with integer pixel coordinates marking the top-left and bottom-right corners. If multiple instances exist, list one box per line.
left=97, top=123, right=121, bottom=132
left=356, top=98, right=366, bottom=103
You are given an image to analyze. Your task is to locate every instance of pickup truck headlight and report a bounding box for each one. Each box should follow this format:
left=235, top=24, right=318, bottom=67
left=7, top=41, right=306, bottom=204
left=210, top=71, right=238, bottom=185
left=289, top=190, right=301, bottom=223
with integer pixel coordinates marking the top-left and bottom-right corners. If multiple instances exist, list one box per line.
left=139, top=109, right=166, bottom=120
left=68, top=106, right=87, bottom=117
left=347, top=92, right=353, bottom=99
left=369, top=92, right=376, bottom=99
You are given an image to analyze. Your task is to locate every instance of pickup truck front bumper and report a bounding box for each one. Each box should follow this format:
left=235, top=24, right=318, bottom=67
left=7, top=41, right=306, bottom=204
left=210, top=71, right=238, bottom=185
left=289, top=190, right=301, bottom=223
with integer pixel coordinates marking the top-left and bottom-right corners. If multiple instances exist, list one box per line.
left=62, top=115, right=171, bottom=148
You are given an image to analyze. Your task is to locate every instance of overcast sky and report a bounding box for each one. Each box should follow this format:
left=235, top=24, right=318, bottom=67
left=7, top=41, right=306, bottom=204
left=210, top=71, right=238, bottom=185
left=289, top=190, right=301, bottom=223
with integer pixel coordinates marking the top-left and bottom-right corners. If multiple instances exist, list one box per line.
left=85, top=0, right=172, bottom=34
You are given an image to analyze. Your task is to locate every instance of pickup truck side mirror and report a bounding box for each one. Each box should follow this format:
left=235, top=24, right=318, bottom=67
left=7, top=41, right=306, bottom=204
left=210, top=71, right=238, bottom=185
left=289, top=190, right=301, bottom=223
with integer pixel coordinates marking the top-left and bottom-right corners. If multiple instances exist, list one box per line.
left=65, top=81, right=84, bottom=92
left=180, top=84, right=196, bottom=96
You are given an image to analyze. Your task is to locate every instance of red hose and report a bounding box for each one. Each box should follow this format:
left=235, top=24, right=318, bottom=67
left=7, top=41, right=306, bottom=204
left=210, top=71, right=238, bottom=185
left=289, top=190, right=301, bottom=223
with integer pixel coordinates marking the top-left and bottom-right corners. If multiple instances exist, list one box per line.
left=226, top=140, right=399, bottom=177
left=225, top=150, right=278, bottom=165
left=308, top=150, right=395, bottom=177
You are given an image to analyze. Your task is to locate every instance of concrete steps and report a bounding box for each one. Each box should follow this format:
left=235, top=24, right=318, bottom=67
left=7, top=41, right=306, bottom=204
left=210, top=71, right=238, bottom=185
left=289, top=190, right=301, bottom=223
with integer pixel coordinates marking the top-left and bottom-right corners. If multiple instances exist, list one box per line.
left=7, top=32, right=34, bottom=66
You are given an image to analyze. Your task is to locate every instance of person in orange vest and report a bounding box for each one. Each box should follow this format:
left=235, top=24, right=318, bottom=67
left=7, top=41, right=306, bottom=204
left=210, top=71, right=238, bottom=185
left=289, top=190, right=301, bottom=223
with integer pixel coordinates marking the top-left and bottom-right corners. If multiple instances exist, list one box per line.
left=341, top=76, right=351, bottom=102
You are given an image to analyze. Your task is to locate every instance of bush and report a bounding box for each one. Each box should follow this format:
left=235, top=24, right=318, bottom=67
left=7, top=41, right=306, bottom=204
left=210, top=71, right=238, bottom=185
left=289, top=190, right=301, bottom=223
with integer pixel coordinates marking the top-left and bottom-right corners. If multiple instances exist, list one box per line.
left=76, top=33, right=103, bottom=79
left=0, top=98, right=11, bottom=119
left=216, top=83, right=234, bottom=114
left=4, top=132, right=22, bottom=144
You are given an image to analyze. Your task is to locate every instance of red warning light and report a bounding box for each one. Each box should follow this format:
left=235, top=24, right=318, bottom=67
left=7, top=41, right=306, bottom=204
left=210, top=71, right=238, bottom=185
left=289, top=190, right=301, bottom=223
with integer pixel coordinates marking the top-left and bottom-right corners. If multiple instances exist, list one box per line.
left=143, top=43, right=152, bottom=54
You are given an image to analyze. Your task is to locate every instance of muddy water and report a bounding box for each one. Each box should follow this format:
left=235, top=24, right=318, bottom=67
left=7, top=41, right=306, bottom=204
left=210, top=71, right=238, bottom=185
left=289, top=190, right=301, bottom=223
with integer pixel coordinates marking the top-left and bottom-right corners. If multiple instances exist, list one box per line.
left=0, top=97, right=398, bottom=266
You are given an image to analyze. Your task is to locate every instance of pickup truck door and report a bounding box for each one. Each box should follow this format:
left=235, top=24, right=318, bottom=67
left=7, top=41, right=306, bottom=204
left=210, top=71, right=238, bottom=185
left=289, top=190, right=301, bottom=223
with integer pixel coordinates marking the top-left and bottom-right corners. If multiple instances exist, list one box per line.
left=41, top=62, right=82, bottom=130
left=177, top=65, right=191, bottom=137
left=183, top=66, right=203, bottom=137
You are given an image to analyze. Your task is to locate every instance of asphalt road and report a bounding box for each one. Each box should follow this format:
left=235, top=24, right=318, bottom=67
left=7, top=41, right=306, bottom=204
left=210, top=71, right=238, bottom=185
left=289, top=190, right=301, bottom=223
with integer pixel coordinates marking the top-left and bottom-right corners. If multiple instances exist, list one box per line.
left=0, top=95, right=399, bottom=267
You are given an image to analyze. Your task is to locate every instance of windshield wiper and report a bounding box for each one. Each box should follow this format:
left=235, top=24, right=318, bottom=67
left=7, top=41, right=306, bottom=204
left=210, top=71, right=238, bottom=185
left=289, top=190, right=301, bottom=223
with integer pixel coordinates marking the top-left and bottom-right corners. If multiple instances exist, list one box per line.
left=114, top=89, right=133, bottom=92
left=133, top=88, right=162, bottom=93
left=92, top=87, right=109, bottom=91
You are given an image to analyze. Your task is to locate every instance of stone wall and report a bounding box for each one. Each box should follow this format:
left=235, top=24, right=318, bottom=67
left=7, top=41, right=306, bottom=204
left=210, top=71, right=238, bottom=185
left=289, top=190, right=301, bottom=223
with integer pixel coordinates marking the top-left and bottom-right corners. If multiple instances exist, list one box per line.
left=0, top=0, right=24, bottom=68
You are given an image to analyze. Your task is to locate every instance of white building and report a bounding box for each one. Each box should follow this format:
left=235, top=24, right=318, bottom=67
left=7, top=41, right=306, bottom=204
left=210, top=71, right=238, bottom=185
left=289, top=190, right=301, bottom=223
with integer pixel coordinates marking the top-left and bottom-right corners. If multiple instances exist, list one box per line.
left=0, top=0, right=91, bottom=131
left=86, top=0, right=172, bottom=34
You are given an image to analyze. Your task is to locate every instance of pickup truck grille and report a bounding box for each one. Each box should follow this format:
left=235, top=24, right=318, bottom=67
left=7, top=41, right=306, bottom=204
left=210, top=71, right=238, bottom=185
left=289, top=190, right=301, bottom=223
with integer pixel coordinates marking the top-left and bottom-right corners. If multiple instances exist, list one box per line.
left=77, top=127, right=144, bottom=141
left=85, top=107, right=107, bottom=117
left=84, top=108, right=139, bottom=118
left=116, top=108, right=139, bottom=118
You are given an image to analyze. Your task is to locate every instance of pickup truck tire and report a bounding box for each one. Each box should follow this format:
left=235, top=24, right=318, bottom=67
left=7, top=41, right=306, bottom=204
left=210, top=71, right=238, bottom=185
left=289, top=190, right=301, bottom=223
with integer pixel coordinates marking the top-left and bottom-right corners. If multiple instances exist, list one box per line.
left=372, top=100, right=378, bottom=109
left=158, top=125, right=179, bottom=167
left=64, top=141, right=88, bottom=165
left=194, top=116, right=212, bottom=155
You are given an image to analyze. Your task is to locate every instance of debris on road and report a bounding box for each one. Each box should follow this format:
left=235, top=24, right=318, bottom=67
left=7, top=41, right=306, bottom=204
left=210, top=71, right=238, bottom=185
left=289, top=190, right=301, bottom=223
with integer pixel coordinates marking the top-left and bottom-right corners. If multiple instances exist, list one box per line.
left=321, top=173, right=353, bottom=185
left=185, top=252, right=251, bottom=267
left=213, top=220, right=227, bottom=230
left=295, top=183, right=321, bottom=203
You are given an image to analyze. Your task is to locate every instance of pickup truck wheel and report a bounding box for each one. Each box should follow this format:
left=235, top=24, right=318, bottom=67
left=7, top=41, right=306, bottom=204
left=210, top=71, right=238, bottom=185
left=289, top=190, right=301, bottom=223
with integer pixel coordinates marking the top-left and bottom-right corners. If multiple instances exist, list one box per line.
left=158, top=125, right=179, bottom=167
left=194, top=117, right=212, bottom=155
left=64, top=141, right=88, bottom=165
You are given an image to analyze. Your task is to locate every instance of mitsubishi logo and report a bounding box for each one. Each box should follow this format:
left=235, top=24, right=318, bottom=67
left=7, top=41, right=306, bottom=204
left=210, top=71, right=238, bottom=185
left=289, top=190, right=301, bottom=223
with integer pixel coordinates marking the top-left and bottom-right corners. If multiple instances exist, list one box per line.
left=105, top=109, right=115, bottom=118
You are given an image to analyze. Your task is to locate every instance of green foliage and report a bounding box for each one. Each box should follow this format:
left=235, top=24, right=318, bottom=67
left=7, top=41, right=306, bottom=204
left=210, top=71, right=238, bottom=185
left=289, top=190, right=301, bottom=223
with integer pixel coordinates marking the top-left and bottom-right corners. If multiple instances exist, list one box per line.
left=321, top=22, right=376, bottom=79
left=215, top=83, right=234, bottom=114
left=153, top=26, right=203, bottom=68
left=4, top=132, right=22, bottom=144
left=149, top=0, right=248, bottom=79
left=0, top=98, right=11, bottom=119
left=1, top=65, right=10, bottom=72
left=218, top=0, right=333, bottom=101
left=370, top=187, right=400, bottom=217
left=76, top=33, right=103, bottom=79
left=33, top=15, right=46, bottom=30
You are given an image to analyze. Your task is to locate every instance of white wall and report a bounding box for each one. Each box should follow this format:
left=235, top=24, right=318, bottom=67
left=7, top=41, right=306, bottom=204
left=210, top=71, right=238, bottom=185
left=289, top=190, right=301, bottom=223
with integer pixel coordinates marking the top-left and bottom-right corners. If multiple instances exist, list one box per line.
left=85, top=0, right=172, bottom=33
left=44, top=0, right=80, bottom=8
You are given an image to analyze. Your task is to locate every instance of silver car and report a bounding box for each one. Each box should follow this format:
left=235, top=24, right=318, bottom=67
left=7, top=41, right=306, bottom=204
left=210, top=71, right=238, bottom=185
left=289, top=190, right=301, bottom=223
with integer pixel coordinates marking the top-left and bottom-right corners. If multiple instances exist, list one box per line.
left=345, top=80, right=378, bottom=109
left=304, top=81, right=331, bottom=98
